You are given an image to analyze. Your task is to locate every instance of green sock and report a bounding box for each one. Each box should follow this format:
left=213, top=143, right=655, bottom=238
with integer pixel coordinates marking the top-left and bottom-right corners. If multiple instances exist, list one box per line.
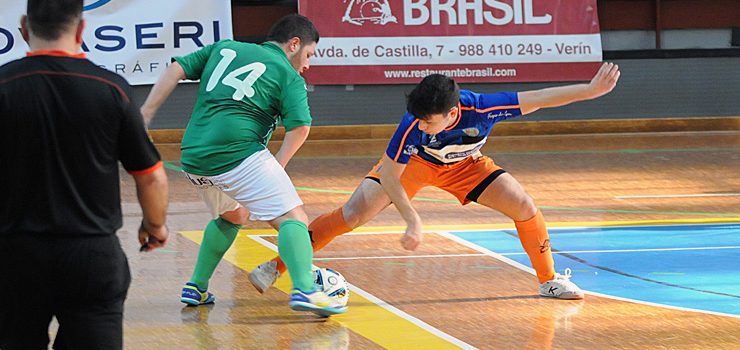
left=277, top=220, right=314, bottom=292
left=190, top=218, right=241, bottom=289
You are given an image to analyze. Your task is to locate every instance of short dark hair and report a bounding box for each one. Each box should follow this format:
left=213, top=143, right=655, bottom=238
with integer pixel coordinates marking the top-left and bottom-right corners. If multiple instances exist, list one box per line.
left=406, top=74, right=460, bottom=120
left=27, top=0, right=83, bottom=41
left=266, top=14, right=320, bottom=46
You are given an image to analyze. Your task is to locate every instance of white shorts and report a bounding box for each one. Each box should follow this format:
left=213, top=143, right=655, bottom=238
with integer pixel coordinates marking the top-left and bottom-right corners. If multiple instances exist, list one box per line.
left=184, top=149, right=303, bottom=222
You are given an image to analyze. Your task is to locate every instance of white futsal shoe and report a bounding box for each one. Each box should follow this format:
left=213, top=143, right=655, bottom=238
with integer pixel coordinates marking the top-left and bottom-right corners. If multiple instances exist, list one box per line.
left=249, top=260, right=280, bottom=294
left=539, top=268, right=585, bottom=300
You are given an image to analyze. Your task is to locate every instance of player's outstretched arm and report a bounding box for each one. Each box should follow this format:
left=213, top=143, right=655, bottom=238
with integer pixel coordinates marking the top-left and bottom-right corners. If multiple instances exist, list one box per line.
left=275, top=125, right=310, bottom=168
left=378, top=154, right=423, bottom=250
left=518, top=62, right=620, bottom=115
left=140, top=61, right=187, bottom=126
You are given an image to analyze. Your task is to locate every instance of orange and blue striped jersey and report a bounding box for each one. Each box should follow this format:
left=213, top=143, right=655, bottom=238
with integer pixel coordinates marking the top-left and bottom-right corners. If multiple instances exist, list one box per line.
left=386, top=90, right=521, bottom=165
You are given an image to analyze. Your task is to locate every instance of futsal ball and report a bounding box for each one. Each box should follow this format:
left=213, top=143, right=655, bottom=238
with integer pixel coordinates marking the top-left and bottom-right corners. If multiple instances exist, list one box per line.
left=313, top=267, right=350, bottom=307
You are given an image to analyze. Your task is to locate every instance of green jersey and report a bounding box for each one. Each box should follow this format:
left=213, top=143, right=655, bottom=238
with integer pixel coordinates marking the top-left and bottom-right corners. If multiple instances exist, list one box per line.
left=175, top=40, right=312, bottom=176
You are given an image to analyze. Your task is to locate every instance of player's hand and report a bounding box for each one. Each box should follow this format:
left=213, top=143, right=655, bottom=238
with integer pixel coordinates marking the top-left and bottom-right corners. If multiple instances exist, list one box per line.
left=400, top=221, right=423, bottom=251
left=138, top=220, right=169, bottom=252
left=588, top=62, right=620, bottom=98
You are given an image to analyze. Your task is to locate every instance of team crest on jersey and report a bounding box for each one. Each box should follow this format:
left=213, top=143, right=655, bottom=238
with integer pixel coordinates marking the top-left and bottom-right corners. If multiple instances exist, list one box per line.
left=463, top=127, right=480, bottom=137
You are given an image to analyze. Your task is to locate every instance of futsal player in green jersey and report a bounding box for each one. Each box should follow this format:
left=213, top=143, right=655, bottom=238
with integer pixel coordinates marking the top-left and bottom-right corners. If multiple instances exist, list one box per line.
left=141, top=14, right=345, bottom=316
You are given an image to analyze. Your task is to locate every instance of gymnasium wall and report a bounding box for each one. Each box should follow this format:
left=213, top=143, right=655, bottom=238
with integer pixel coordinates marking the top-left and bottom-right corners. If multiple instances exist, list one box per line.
left=139, top=0, right=740, bottom=129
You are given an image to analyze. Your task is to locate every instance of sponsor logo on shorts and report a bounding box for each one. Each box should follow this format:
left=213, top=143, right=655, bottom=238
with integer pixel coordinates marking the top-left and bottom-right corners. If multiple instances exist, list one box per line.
left=185, top=173, right=216, bottom=188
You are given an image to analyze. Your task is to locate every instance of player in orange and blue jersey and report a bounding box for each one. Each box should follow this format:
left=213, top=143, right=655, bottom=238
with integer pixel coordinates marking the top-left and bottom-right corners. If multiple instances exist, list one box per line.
left=250, top=62, right=621, bottom=300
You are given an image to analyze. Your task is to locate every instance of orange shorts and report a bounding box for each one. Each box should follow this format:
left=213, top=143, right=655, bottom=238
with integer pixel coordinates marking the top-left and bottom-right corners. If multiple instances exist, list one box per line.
left=366, top=155, right=505, bottom=205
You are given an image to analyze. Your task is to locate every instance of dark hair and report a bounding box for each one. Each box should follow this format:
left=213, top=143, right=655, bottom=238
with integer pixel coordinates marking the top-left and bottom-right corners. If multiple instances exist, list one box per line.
left=406, top=74, right=460, bottom=120
left=266, top=14, right=320, bottom=46
left=27, top=0, right=83, bottom=41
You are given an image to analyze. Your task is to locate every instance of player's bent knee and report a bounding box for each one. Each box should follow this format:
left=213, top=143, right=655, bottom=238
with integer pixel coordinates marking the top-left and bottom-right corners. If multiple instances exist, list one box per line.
left=279, top=206, right=309, bottom=225
left=341, top=205, right=363, bottom=228
left=517, top=199, right=538, bottom=221
left=343, top=216, right=361, bottom=229
left=220, top=207, right=248, bottom=225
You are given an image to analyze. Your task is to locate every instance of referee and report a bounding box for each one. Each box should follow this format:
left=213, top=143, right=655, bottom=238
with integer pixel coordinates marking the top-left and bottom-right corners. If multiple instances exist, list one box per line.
left=0, top=1, right=169, bottom=349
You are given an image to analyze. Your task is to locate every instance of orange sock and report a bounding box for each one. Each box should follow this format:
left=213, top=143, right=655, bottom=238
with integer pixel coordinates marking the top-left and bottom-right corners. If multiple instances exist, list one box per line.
left=272, top=207, right=352, bottom=274
left=514, top=210, right=555, bottom=283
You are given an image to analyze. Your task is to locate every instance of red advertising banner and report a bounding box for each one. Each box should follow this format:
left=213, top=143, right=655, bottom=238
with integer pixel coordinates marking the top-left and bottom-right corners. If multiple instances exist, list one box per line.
left=298, top=0, right=602, bottom=85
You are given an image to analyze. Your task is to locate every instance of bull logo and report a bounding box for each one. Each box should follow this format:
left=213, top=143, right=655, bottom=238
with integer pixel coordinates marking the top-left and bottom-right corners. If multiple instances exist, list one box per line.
left=342, top=0, right=397, bottom=26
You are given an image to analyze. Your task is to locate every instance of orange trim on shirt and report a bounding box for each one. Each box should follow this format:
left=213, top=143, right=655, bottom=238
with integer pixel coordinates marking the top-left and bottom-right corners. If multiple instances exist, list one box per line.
left=460, top=104, right=519, bottom=113
left=0, top=70, right=131, bottom=104
left=393, top=119, right=419, bottom=161
left=26, top=50, right=87, bottom=59
left=128, top=161, right=163, bottom=176
left=444, top=103, right=463, bottom=131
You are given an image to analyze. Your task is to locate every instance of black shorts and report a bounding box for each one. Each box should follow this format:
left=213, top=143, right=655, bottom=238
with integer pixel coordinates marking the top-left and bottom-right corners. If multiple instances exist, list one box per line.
left=0, top=233, right=131, bottom=350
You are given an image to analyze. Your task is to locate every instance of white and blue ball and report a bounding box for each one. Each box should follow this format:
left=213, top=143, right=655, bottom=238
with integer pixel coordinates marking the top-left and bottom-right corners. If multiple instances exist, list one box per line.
left=313, top=267, right=350, bottom=307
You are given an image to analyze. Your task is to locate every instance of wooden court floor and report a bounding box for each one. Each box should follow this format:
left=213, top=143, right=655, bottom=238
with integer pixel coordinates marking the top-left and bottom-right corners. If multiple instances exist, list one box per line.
left=110, top=130, right=739, bottom=349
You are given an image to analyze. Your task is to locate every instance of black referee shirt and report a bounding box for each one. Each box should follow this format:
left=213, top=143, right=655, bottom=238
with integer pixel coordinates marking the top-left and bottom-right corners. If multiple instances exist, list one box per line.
left=0, top=51, right=162, bottom=236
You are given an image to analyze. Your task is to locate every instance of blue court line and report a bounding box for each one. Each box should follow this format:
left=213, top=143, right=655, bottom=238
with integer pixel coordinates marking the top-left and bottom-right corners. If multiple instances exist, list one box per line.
left=449, top=223, right=740, bottom=316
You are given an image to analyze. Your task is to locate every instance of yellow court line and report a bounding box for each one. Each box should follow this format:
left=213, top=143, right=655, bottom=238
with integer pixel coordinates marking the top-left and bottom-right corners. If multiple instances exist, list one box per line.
left=180, top=231, right=468, bottom=350
left=232, top=217, right=740, bottom=236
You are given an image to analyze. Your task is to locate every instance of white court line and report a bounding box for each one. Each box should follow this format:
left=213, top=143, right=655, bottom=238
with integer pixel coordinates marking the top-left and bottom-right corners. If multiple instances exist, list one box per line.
left=254, top=229, right=740, bottom=318
left=248, top=235, right=477, bottom=350
left=585, top=291, right=740, bottom=319
left=616, top=193, right=740, bottom=199
left=314, top=253, right=487, bottom=261
left=311, top=245, right=740, bottom=262
left=434, top=231, right=740, bottom=319
left=435, top=231, right=538, bottom=275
